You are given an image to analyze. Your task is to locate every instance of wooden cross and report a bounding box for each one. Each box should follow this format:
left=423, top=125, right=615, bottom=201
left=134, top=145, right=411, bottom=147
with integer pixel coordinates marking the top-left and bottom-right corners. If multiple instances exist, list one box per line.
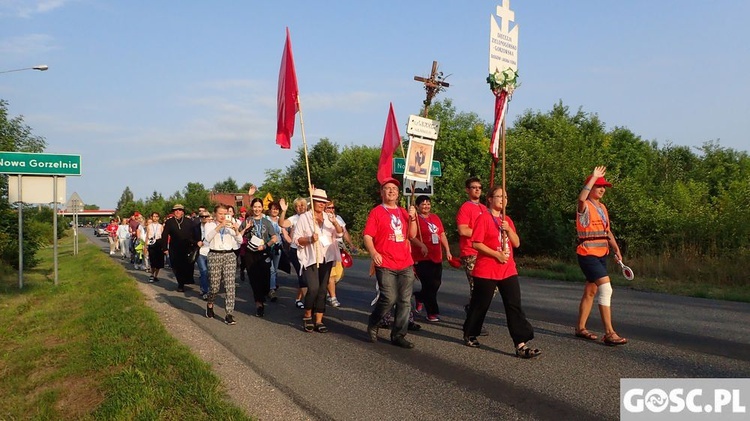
left=413, top=60, right=450, bottom=117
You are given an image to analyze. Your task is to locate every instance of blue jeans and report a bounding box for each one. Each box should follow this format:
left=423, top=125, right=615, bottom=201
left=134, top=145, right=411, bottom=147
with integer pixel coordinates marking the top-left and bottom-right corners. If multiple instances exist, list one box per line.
left=368, top=266, right=414, bottom=340
left=269, top=249, right=281, bottom=290
left=197, top=254, right=209, bottom=294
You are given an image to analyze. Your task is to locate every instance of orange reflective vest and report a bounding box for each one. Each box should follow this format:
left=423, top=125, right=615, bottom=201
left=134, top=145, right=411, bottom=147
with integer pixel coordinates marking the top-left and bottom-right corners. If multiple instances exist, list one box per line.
left=576, top=200, right=610, bottom=257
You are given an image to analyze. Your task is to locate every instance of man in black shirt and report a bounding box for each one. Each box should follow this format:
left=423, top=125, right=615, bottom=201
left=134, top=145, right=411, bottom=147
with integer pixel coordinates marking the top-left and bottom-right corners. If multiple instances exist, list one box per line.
left=162, top=204, right=200, bottom=292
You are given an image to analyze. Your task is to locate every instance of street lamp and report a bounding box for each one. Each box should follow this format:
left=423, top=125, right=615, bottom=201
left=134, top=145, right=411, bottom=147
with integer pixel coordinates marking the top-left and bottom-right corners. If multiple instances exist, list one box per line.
left=0, top=65, right=49, bottom=74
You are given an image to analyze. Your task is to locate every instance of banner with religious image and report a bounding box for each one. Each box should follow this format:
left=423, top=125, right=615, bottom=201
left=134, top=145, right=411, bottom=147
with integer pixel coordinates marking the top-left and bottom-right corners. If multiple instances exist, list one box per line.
left=404, top=137, right=435, bottom=184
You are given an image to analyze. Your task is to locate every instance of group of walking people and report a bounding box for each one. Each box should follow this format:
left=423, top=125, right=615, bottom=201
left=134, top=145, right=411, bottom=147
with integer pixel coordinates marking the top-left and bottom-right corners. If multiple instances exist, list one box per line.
left=364, top=166, right=627, bottom=354
left=107, top=165, right=627, bottom=355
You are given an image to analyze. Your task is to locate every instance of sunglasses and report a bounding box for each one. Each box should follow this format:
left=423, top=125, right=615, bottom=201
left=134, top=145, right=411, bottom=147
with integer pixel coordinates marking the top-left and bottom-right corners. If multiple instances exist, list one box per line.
left=325, top=206, right=335, bottom=210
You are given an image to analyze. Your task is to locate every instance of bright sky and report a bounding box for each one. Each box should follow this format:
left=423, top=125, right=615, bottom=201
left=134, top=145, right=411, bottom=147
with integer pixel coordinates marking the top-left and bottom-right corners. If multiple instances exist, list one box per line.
left=1, top=0, right=748, bottom=209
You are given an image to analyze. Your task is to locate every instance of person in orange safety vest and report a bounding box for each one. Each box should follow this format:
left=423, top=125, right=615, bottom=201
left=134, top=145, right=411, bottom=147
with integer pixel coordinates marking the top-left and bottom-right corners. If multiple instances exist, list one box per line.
left=574, top=166, right=628, bottom=346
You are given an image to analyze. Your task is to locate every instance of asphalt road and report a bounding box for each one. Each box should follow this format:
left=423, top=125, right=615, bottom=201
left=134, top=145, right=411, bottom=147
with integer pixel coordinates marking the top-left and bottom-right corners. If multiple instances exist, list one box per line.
left=85, top=230, right=750, bottom=420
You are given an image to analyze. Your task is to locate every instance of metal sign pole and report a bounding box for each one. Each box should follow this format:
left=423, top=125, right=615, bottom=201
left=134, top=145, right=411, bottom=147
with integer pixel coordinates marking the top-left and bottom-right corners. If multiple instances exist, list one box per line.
left=53, top=176, right=58, bottom=285
left=74, top=200, right=79, bottom=255
left=73, top=207, right=77, bottom=255
left=17, top=175, right=23, bottom=289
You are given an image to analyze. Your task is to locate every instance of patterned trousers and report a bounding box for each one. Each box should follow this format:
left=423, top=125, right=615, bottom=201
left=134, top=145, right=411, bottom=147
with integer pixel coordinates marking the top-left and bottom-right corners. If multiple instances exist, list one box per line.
left=207, top=251, right=237, bottom=315
left=461, top=254, right=477, bottom=293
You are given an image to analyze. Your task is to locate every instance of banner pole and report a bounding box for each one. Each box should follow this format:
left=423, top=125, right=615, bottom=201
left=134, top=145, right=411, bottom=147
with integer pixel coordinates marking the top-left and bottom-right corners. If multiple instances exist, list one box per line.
left=297, top=97, right=320, bottom=267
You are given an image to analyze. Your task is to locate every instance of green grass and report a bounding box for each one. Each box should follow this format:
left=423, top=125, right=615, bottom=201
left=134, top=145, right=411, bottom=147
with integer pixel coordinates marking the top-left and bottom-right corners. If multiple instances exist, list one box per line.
left=516, top=256, right=750, bottom=303
left=0, top=234, right=252, bottom=420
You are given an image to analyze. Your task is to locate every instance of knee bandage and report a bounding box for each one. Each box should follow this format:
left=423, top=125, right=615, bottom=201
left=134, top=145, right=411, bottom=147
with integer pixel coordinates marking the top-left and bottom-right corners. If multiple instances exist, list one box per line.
left=596, top=282, right=613, bottom=307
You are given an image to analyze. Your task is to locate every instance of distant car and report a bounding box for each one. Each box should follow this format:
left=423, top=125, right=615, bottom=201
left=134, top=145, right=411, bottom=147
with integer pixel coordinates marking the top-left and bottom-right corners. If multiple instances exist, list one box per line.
left=94, top=223, right=108, bottom=237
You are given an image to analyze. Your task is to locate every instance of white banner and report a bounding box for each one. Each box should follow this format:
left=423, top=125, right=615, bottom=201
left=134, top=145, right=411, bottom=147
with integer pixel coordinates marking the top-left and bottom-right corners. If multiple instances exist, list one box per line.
left=489, top=0, right=519, bottom=74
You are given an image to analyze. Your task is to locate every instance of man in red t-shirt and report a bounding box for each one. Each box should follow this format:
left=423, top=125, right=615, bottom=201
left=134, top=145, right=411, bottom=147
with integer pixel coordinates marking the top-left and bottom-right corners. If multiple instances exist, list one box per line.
left=456, top=177, right=488, bottom=300
left=363, top=177, right=418, bottom=349
left=105, top=219, right=119, bottom=255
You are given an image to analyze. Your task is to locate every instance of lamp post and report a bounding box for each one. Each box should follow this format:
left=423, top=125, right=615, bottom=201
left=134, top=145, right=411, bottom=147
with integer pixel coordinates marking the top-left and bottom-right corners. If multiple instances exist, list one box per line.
left=1, top=63, right=49, bottom=288
left=0, top=65, right=49, bottom=74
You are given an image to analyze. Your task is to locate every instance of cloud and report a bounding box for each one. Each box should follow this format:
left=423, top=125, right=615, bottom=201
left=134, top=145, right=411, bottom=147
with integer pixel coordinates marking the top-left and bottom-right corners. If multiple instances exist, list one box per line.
left=0, top=0, right=70, bottom=18
left=305, top=91, right=383, bottom=110
left=0, top=33, right=56, bottom=55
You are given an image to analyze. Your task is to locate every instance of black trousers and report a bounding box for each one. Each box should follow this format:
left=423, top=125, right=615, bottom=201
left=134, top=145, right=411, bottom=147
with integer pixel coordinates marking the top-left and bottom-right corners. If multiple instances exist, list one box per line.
left=169, top=248, right=194, bottom=287
left=414, top=260, right=443, bottom=315
left=302, top=261, right=333, bottom=314
left=243, top=251, right=271, bottom=304
left=463, top=275, right=534, bottom=346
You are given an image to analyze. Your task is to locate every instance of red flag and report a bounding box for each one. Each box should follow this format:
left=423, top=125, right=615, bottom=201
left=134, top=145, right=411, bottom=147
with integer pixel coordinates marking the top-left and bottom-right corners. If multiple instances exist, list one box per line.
left=489, top=90, right=508, bottom=160
left=377, top=103, right=402, bottom=184
left=276, top=27, right=299, bottom=149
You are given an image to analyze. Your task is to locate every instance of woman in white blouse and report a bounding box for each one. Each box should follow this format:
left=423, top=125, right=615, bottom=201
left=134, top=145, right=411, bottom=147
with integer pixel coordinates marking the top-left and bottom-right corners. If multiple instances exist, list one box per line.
left=293, top=188, right=344, bottom=333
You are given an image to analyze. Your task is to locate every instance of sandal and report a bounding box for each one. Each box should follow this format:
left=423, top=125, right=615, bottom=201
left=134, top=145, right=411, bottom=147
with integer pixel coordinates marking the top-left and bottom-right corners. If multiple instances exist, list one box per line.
left=302, top=317, right=314, bottom=333
left=314, top=323, right=328, bottom=333
left=575, top=329, right=599, bottom=341
left=516, top=344, right=542, bottom=359
left=603, top=332, right=628, bottom=346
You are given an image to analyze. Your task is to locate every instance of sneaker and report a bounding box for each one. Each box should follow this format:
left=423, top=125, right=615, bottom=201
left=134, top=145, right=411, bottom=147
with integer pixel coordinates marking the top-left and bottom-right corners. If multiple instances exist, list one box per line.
left=415, top=298, right=424, bottom=313
left=330, top=297, right=341, bottom=307
left=148, top=276, right=154, bottom=283
left=152, top=277, right=159, bottom=282
left=408, top=322, right=421, bottom=331
left=225, top=314, right=236, bottom=325
left=268, top=289, right=277, bottom=302
left=426, top=314, right=440, bottom=322
left=391, top=337, right=415, bottom=349
left=201, top=293, right=208, bottom=301
left=464, top=336, right=480, bottom=348
left=109, top=251, right=114, bottom=255
left=295, top=300, right=305, bottom=309
left=255, top=306, right=264, bottom=317
left=205, top=305, right=215, bottom=319
left=367, top=324, right=379, bottom=342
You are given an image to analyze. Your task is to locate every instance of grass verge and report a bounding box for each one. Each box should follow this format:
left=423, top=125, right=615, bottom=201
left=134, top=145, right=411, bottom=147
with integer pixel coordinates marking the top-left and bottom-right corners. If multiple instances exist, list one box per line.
left=0, top=234, right=252, bottom=420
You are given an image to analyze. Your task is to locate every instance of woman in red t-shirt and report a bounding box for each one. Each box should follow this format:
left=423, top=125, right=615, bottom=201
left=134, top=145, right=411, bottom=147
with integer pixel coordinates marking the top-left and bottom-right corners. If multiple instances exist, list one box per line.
left=462, top=186, right=541, bottom=358
left=410, top=195, right=452, bottom=322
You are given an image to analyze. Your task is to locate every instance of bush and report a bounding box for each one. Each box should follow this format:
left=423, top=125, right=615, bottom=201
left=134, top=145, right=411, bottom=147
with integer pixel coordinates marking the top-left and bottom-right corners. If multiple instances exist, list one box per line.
left=0, top=201, right=53, bottom=269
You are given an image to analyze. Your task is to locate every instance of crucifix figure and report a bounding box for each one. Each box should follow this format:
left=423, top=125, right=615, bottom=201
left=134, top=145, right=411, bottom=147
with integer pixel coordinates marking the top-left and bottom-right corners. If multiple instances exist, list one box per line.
left=414, top=60, right=450, bottom=117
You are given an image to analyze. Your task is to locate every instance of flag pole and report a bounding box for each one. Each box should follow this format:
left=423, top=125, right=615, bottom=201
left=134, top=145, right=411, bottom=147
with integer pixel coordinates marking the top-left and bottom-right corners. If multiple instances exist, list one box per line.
left=296, top=97, right=320, bottom=268
left=501, top=117, right=506, bottom=222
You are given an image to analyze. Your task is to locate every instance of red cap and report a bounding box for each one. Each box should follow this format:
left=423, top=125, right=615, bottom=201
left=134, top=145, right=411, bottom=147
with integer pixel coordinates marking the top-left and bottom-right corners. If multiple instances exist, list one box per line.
left=584, top=175, right=612, bottom=188
left=448, top=257, right=462, bottom=268
left=240, top=207, right=247, bottom=213
left=341, top=250, right=353, bottom=268
left=380, top=177, right=400, bottom=187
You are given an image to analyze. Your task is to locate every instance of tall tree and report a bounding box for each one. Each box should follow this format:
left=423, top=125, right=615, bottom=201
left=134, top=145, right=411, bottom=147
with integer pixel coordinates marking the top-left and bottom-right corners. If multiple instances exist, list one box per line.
left=115, top=187, right=135, bottom=214
left=286, top=138, right=341, bottom=195
left=212, top=177, right=239, bottom=193
left=182, top=182, right=211, bottom=213
left=0, top=100, right=47, bottom=197
left=0, top=100, right=46, bottom=153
